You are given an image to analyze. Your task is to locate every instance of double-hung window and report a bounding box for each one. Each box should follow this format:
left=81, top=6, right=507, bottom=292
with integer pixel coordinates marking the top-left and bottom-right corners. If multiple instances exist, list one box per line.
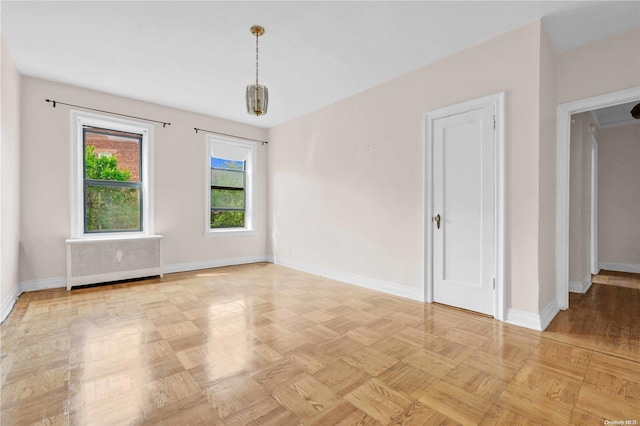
left=206, top=135, right=256, bottom=236
left=70, top=111, right=154, bottom=238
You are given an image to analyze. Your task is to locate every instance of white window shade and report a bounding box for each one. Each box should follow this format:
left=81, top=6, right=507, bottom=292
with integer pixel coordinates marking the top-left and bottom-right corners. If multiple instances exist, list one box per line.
left=211, top=141, right=251, bottom=162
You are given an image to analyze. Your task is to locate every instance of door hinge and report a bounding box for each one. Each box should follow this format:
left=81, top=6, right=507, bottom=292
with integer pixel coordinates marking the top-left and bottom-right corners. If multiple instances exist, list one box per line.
left=492, top=116, right=496, bottom=130
left=492, top=278, right=496, bottom=290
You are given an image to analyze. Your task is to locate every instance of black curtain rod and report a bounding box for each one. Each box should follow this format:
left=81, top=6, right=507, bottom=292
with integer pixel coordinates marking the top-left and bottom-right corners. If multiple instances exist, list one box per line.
left=194, top=127, right=268, bottom=145
left=45, top=99, right=171, bottom=127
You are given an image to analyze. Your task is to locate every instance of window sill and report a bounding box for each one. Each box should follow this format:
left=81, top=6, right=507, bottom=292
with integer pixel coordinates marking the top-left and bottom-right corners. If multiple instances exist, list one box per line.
left=66, top=234, right=163, bottom=244
left=205, top=229, right=256, bottom=238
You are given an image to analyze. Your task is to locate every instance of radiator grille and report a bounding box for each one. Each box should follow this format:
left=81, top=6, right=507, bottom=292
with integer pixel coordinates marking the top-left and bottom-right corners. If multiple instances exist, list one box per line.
left=66, top=236, right=163, bottom=290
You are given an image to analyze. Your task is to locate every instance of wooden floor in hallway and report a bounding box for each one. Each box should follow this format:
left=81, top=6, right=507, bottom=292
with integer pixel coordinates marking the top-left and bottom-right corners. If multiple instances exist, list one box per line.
left=592, top=269, right=640, bottom=290
left=1, top=263, right=638, bottom=425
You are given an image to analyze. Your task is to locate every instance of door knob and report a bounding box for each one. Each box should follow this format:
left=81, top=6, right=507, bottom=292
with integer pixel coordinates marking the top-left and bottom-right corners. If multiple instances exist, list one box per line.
left=434, top=214, right=441, bottom=229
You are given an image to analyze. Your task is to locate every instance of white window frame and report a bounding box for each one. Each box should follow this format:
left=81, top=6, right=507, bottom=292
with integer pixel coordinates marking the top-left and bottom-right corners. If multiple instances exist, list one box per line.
left=70, top=110, right=155, bottom=239
left=205, top=134, right=257, bottom=237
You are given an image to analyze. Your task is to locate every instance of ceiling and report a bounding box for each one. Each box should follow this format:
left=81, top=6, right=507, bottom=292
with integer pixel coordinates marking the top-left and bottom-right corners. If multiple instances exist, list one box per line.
left=2, top=1, right=639, bottom=128
left=592, top=101, right=640, bottom=128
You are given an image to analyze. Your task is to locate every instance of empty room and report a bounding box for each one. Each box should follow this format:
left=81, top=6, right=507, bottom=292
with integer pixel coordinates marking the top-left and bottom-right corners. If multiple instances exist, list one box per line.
left=1, top=1, right=639, bottom=424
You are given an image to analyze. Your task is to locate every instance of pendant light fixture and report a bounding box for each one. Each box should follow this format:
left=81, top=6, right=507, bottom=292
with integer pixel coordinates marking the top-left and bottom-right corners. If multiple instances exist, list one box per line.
left=246, top=25, right=268, bottom=116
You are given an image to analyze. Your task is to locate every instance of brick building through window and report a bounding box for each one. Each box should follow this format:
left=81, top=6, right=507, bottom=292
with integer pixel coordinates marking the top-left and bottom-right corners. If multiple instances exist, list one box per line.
left=85, top=130, right=140, bottom=181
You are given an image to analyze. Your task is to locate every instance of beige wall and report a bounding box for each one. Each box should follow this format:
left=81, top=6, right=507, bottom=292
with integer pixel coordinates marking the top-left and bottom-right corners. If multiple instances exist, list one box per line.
left=1, top=37, right=22, bottom=318
left=558, top=26, right=640, bottom=104
left=19, top=77, right=268, bottom=283
left=537, top=24, right=558, bottom=310
left=269, top=21, right=546, bottom=313
left=598, top=122, right=640, bottom=268
left=569, top=112, right=598, bottom=285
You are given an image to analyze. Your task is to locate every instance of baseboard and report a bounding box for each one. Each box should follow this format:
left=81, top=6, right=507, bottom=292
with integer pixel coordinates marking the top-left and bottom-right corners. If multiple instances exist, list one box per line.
left=506, top=298, right=559, bottom=331
left=163, top=256, right=271, bottom=275
left=15, top=257, right=271, bottom=296
left=539, top=298, right=560, bottom=331
left=1, top=284, right=22, bottom=324
left=272, top=256, right=424, bottom=302
left=598, top=262, right=640, bottom=274
left=20, top=277, right=66, bottom=292
left=569, top=273, right=592, bottom=294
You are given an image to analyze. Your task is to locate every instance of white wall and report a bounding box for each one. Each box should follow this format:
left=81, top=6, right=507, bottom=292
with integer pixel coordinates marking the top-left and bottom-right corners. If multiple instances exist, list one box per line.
left=568, top=112, right=598, bottom=286
left=19, top=77, right=269, bottom=286
left=1, top=37, right=22, bottom=321
left=268, top=21, right=546, bottom=314
left=598, top=122, right=640, bottom=270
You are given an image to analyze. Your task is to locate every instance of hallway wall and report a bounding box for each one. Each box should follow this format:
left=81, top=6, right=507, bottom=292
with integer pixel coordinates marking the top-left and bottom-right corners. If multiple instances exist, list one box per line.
left=598, top=122, right=640, bottom=271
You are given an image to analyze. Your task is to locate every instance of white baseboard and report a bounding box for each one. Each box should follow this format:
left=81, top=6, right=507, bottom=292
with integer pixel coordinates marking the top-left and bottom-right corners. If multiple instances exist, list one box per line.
left=20, top=277, right=66, bottom=292
left=163, top=256, right=270, bottom=275
left=539, top=298, right=560, bottom=331
left=272, top=256, right=424, bottom=302
left=569, top=273, right=592, bottom=294
left=15, top=257, right=271, bottom=297
left=1, top=284, right=22, bottom=324
left=598, top=262, right=640, bottom=274
left=506, top=298, right=559, bottom=331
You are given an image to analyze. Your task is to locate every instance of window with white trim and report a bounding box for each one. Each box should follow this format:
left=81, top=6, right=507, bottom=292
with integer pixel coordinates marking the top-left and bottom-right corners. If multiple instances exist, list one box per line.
left=206, top=135, right=256, bottom=235
left=70, top=111, right=154, bottom=238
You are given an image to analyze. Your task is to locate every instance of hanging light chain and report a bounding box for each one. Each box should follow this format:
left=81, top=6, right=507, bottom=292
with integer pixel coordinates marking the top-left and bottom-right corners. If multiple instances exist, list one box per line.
left=255, top=31, right=260, bottom=88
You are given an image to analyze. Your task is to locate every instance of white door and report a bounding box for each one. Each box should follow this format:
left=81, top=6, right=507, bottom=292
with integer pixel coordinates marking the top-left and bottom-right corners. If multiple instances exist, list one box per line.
left=433, top=105, right=495, bottom=315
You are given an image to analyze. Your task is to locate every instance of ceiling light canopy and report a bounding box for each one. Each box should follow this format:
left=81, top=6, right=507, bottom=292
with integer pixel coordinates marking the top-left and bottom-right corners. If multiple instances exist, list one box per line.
left=246, top=25, right=268, bottom=116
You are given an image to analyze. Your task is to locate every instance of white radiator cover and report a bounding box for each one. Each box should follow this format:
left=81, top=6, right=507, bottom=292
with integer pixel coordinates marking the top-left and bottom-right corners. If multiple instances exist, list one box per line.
left=66, top=235, right=163, bottom=290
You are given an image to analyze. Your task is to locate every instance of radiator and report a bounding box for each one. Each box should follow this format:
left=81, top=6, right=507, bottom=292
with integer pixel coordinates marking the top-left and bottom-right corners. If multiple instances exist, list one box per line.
left=66, top=235, right=163, bottom=290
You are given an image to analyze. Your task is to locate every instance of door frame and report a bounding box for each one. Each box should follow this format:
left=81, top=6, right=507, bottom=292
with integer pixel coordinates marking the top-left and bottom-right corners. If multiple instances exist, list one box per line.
left=555, top=86, right=640, bottom=310
left=424, top=92, right=506, bottom=321
left=589, top=133, right=599, bottom=276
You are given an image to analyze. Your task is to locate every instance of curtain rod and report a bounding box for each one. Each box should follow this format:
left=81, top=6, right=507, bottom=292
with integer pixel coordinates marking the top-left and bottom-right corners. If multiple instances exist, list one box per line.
left=194, top=127, right=268, bottom=145
left=45, top=99, right=171, bottom=127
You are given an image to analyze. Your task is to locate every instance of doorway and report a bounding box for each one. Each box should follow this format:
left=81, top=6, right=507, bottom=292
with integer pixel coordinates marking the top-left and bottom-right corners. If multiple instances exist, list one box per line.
left=424, top=92, right=505, bottom=320
left=555, top=86, right=640, bottom=309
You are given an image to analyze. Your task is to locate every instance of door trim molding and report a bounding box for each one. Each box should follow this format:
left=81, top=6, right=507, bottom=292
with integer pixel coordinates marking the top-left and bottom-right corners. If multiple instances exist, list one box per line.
left=555, top=86, right=640, bottom=310
left=424, top=92, right=506, bottom=321
left=589, top=134, right=599, bottom=276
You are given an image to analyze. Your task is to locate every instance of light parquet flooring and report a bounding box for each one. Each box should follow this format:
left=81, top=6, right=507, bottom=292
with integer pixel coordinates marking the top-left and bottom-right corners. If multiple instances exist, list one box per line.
left=1, top=263, right=639, bottom=425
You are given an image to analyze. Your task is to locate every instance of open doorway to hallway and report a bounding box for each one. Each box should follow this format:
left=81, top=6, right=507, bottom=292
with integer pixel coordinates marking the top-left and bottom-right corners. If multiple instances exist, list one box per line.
left=556, top=87, right=640, bottom=310
left=568, top=100, right=640, bottom=297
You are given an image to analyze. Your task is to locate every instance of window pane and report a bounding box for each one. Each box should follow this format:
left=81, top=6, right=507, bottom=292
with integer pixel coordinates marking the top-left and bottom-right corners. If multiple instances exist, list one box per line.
left=211, top=211, right=244, bottom=228
left=211, top=157, right=245, bottom=170
left=85, top=128, right=141, bottom=182
left=211, top=169, right=244, bottom=188
left=211, top=188, right=244, bottom=209
left=86, top=185, right=141, bottom=232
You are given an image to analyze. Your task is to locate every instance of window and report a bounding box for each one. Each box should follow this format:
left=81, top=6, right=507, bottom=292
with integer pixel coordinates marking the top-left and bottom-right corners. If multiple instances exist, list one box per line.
left=70, top=111, right=154, bottom=238
left=206, top=135, right=256, bottom=236
left=210, top=158, right=246, bottom=228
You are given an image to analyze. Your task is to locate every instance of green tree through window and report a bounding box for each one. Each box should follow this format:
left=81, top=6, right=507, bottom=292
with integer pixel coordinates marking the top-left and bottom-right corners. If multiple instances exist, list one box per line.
left=85, top=143, right=141, bottom=232
left=210, top=159, right=245, bottom=228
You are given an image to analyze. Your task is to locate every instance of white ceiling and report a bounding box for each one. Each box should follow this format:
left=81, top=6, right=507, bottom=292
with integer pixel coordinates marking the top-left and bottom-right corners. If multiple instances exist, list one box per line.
left=2, top=1, right=639, bottom=128
left=592, top=101, right=640, bottom=128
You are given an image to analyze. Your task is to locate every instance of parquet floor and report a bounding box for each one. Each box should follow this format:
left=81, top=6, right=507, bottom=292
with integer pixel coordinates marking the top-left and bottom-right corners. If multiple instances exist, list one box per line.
left=1, top=263, right=638, bottom=425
